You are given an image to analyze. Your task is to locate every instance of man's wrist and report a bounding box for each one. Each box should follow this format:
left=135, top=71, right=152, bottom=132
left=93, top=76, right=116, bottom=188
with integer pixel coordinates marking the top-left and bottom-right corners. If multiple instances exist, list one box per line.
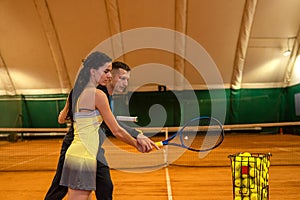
left=136, top=129, right=143, bottom=135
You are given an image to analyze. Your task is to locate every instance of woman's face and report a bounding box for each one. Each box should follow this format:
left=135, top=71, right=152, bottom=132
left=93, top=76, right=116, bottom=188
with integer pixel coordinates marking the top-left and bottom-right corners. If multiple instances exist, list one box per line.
left=93, top=62, right=112, bottom=85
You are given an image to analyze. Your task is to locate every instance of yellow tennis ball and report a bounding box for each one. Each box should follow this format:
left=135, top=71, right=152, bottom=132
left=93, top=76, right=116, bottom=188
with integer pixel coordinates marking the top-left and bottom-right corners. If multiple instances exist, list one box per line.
left=232, top=160, right=242, bottom=170
left=249, top=157, right=256, bottom=168
left=256, top=158, right=261, bottom=170
left=259, top=176, right=265, bottom=187
left=243, top=196, right=250, bottom=200
left=262, top=188, right=268, bottom=197
left=239, top=152, right=252, bottom=157
left=261, top=171, right=267, bottom=180
left=250, top=183, right=258, bottom=193
left=250, top=193, right=258, bottom=200
left=249, top=167, right=255, bottom=177
left=266, top=160, right=270, bottom=167
left=234, top=196, right=242, bottom=200
left=242, top=177, right=252, bottom=187
left=235, top=156, right=242, bottom=162
left=240, top=153, right=251, bottom=167
left=235, top=178, right=242, bottom=187
left=242, top=188, right=250, bottom=196
left=234, top=169, right=241, bottom=179
left=235, top=187, right=242, bottom=196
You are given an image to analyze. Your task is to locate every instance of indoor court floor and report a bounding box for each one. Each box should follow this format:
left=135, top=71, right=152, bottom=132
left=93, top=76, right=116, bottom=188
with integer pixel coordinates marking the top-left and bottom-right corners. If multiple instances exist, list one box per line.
left=0, top=132, right=299, bottom=200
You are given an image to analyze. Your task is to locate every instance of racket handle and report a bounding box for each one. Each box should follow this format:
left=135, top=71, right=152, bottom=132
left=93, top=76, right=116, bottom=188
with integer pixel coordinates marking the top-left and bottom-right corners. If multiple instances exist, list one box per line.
left=155, top=141, right=164, bottom=147
left=116, top=116, right=138, bottom=122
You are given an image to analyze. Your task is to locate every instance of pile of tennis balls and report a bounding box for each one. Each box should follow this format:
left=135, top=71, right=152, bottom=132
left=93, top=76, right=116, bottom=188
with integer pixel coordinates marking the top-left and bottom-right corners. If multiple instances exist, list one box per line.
left=230, top=152, right=271, bottom=200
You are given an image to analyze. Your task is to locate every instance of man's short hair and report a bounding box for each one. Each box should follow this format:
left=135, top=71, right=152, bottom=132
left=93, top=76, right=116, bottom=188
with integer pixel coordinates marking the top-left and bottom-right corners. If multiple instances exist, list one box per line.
left=112, top=61, right=131, bottom=72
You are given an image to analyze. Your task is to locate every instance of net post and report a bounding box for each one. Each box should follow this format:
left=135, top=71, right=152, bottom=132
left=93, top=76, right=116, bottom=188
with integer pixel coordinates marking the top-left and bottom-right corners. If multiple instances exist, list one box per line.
left=165, top=127, right=169, bottom=140
left=163, top=127, right=169, bottom=166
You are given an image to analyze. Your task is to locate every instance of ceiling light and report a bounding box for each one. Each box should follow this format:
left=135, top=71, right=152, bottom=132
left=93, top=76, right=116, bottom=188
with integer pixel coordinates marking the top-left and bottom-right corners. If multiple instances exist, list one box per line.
left=283, top=50, right=291, bottom=56
left=283, top=38, right=291, bottom=56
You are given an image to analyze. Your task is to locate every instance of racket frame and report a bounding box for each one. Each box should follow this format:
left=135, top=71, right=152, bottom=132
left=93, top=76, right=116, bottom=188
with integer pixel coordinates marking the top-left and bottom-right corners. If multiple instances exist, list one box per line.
left=157, top=116, right=224, bottom=152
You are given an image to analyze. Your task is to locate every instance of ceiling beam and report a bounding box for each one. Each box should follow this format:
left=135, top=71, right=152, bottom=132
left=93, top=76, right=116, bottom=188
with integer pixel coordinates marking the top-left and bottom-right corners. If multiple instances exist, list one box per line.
left=33, top=0, right=71, bottom=92
left=105, top=0, right=124, bottom=61
left=283, top=29, right=300, bottom=87
left=174, top=0, right=187, bottom=90
left=0, top=52, right=16, bottom=95
left=231, top=0, right=258, bottom=90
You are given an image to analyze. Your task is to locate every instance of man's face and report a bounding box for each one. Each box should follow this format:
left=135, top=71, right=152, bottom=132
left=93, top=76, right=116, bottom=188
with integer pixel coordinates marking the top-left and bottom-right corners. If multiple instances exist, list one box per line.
left=111, top=68, right=130, bottom=94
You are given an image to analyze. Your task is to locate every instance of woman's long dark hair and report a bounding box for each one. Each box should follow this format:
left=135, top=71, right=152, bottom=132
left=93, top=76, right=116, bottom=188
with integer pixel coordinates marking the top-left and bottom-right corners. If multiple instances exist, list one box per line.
left=66, top=89, right=74, bottom=122
left=72, top=51, right=112, bottom=115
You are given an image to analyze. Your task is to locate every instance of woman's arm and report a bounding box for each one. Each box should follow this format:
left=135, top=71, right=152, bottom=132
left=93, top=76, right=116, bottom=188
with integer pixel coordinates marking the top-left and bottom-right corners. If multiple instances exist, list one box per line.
left=95, top=90, right=151, bottom=152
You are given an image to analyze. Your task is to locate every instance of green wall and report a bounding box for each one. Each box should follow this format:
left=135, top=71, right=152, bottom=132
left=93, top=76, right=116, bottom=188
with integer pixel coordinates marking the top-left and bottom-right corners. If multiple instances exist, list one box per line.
left=0, top=94, right=67, bottom=128
left=0, top=84, right=299, bottom=132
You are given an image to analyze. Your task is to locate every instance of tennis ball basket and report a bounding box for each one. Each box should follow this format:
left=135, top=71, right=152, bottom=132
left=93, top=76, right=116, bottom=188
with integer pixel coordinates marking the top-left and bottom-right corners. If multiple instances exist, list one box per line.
left=228, top=152, right=272, bottom=200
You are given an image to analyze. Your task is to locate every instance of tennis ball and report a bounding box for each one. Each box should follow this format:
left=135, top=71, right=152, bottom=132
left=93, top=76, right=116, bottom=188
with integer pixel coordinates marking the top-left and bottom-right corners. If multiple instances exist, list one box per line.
left=249, top=157, right=256, bottom=168
left=250, top=193, right=258, bottom=200
left=258, top=176, right=265, bottom=187
left=242, top=178, right=252, bottom=187
left=243, top=196, right=250, bottom=200
left=239, top=154, right=251, bottom=167
left=256, top=158, right=261, bottom=170
left=234, top=169, right=241, bottom=179
left=261, top=171, right=267, bottom=180
left=262, top=188, right=268, bottom=197
left=266, top=160, right=270, bottom=167
left=234, top=196, right=242, bottom=200
left=235, top=187, right=242, bottom=196
left=242, top=173, right=249, bottom=179
left=250, top=183, right=258, bottom=193
left=240, top=152, right=252, bottom=157
left=242, top=188, right=250, bottom=196
left=235, top=178, right=242, bottom=187
left=235, top=156, right=242, bottom=162
left=249, top=167, right=255, bottom=177
left=232, top=160, right=242, bottom=170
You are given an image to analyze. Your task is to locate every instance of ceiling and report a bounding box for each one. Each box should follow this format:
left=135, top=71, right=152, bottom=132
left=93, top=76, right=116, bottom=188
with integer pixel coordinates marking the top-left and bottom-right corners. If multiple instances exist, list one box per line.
left=0, top=0, right=299, bottom=95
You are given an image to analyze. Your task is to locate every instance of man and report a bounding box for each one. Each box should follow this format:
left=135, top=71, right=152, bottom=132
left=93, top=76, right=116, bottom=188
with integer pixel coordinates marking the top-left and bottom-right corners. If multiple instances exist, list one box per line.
left=97, top=61, right=142, bottom=138
left=44, top=61, right=156, bottom=200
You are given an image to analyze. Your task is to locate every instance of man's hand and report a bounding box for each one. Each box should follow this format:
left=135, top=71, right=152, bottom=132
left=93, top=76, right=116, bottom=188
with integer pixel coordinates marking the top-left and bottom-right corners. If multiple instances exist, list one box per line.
left=136, top=131, right=159, bottom=153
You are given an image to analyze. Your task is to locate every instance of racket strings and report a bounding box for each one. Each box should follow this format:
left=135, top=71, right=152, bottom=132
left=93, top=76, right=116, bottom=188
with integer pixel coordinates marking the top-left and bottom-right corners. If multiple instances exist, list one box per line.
left=181, top=118, right=223, bottom=151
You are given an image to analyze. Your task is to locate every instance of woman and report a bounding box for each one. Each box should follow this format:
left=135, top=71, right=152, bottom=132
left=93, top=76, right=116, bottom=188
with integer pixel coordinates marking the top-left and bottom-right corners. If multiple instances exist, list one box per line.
left=60, top=51, right=149, bottom=200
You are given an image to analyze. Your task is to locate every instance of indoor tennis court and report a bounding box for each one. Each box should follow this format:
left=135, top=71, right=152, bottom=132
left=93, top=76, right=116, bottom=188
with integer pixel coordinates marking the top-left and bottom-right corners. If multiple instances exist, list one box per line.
left=1, top=0, right=300, bottom=200
left=0, top=131, right=300, bottom=199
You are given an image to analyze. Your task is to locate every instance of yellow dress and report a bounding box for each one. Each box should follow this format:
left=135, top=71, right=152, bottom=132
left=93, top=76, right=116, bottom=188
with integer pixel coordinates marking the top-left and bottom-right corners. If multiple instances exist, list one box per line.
left=60, top=109, right=102, bottom=190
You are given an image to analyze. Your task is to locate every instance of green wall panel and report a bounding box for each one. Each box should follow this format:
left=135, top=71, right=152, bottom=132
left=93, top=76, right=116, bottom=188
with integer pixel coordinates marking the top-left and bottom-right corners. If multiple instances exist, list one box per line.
left=0, top=94, right=67, bottom=128
left=0, top=96, right=22, bottom=128
left=0, top=84, right=299, bottom=132
left=233, top=88, right=286, bottom=124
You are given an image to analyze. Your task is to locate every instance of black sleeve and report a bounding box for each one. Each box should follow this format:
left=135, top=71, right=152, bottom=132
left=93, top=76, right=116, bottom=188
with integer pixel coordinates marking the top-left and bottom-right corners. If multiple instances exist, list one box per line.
left=100, top=120, right=140, bottom=138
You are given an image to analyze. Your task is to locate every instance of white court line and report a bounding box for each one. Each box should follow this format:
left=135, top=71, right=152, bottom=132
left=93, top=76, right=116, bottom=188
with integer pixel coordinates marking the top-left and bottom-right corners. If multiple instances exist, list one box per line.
left=276, top=147, right=289, bottom=152
left=163, top=128, right=173, bottom=200
left=275, top=147, right=300, bottom=155
left=0, top=151, right=57, bottom=170
left=165, top=166, right=173, bottom=200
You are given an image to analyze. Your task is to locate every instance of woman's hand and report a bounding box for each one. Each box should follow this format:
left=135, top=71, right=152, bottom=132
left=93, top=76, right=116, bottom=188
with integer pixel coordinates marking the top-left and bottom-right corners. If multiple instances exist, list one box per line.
left=136, top=133, right=159, bottom=153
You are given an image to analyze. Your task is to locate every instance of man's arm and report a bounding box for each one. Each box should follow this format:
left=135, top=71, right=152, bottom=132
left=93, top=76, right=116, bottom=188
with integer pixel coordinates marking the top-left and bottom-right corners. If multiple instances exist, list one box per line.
left=100, top=120, right=140, bottom=138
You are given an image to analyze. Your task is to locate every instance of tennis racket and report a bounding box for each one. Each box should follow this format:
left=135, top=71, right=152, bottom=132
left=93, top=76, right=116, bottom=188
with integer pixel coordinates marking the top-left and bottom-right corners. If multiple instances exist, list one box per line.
left=155, top=116, right=224, bottom=152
